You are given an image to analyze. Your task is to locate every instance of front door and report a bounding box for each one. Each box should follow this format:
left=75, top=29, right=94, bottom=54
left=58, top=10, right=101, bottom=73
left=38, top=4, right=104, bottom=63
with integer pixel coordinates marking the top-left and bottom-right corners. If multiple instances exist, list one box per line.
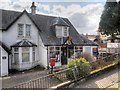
left=61, top=47, right=67, bottom=65
left=61, top=45, right=74, bottom=65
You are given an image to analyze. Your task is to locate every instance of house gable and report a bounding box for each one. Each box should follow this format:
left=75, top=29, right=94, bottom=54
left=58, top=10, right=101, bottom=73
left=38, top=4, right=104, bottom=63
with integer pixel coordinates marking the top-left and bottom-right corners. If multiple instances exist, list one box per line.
left=2, top=10, right=43, bottom=47
left=1, top=9, right=41, bottom=32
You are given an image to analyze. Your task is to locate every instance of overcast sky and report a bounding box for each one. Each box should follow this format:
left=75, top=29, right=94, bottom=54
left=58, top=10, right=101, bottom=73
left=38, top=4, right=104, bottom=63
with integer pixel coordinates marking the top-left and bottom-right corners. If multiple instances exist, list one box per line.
left=0, top=0, right=107, bottom=35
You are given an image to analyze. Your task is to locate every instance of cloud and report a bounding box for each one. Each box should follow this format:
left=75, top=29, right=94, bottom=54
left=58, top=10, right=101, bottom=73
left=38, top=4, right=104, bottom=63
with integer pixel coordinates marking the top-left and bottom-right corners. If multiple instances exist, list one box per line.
left=47, top=3, right=104, bottom=35
left=0, top=1, right=104, bottom=35
left=69, top=13, right=89, bottom=28
left=0, top=0, right=32, bottom=12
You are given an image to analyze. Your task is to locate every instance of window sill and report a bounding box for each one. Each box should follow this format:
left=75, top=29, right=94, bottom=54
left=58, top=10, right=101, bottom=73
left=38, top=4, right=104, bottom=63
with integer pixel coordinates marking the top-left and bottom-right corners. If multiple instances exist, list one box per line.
left=25, top=36, right=31, bottom=39
left=22, top=61, right=30, bottom=64
left=17, top=36, right=31, bottom=38
left=17, top=36, right=24, bottom=38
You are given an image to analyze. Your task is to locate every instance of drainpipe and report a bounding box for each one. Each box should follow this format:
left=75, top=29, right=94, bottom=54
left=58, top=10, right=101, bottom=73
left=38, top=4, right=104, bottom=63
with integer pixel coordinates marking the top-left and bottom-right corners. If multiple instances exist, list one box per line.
left=47, top=46, right=49, bottom=69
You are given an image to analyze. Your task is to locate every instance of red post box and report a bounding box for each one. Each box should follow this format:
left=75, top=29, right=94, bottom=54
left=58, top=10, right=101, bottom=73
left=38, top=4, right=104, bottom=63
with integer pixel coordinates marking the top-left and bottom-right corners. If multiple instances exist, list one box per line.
left=50, top=58, right=55, bottom=66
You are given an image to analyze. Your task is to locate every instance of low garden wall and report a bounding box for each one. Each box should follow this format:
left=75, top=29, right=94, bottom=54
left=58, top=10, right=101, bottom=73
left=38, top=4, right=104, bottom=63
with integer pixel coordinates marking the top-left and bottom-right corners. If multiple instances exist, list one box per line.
left=51, top=61, right=119, bottom=89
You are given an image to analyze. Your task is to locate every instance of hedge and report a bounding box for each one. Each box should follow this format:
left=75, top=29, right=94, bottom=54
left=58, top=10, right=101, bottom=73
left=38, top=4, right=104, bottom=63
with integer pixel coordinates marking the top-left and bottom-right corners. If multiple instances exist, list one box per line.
left=90, top=62, right=118, bottom=74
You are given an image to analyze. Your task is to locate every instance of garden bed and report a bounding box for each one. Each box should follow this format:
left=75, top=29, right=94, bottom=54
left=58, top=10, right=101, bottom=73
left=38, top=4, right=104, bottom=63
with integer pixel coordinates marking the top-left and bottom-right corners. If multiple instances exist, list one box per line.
left=51, top=61, right=119, bottom=89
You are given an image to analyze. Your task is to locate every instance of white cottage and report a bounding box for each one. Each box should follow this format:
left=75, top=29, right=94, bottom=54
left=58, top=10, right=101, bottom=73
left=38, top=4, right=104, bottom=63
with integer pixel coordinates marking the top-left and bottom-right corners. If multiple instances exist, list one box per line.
left=0, top=2, right=98, bottom=76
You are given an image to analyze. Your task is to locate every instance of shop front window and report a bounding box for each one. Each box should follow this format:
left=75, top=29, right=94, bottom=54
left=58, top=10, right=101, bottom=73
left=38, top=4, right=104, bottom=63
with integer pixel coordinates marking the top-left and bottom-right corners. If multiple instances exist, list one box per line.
left=75, top=46, right=83, bottom=58
left=49, top=46, right=61, bottom=62
left=68, top=47, right=74, bottom=58
left=93, top=48, right=98, bottom=57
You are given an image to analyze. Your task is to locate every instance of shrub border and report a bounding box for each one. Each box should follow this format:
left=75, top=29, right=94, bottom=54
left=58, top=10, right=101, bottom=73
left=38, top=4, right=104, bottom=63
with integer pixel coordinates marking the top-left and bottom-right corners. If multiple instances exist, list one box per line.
left=50, top=62, right=119, bottom=89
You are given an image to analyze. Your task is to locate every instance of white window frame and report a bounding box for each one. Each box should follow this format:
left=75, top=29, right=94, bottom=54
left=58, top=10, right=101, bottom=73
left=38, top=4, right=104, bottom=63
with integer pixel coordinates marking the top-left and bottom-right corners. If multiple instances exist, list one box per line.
left=49, top=46, right=61, bottom=62
left=55, top=26, right=63, bottom=37
left=25, top=24, right=31, bottom=37
left=32, top=47, right=36, bottom=61
left=18, top=24, right=24, bottom=37
left=18, top=24, right=31, bottom=38
left=55, top=26, right=69, bottom=37
left=22, top=47, right=30, bottom=62
left=13, top=47, right=19, bottom=64
left=74, top=46, right=83, bottom=58
left=63, top=26, right=69, bottom=37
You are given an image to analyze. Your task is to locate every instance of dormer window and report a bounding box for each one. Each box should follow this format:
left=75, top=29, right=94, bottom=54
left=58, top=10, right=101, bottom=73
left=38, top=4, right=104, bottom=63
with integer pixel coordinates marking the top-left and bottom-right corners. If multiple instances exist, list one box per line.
left=52, top=17, right=70, bottom=38
left=63, top=26, right=69, bottom=37
left=55, top=26, right=69, bottom=38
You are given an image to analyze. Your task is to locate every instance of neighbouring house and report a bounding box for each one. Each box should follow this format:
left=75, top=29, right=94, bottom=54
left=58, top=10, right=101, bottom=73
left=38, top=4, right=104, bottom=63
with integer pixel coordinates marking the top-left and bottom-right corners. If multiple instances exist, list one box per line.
left=0, top=2, right=98, bottom=76
left=97, top=29, right=120, bottom=43
left=107, top=43, right=120, bottom=54
left=94, top=30, right=120, bottom=56
left=86, top=34, right=97, bottom=41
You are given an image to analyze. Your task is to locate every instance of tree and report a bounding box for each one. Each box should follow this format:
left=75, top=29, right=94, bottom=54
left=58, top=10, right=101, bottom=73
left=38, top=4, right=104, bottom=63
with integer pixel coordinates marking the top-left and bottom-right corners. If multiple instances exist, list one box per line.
left=113, top=1, right=120, bottom=34
left=99, top=0, right=119, bottom=42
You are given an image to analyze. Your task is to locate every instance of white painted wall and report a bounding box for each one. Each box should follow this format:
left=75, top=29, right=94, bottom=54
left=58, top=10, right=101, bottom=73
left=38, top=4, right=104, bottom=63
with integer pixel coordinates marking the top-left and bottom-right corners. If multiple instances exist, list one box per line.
left=2, top=13, right=39, bottom=48
left=38, top=46, right=47, bottom=68
left=0, top=46, right=8, bottom=76
left=2, top=12, right=47, bottom=70
left=38, top=35, right=48, bottom=68
left=0, top=30, right=2, bottom=41
left=83, top=46, right=97, bottom=56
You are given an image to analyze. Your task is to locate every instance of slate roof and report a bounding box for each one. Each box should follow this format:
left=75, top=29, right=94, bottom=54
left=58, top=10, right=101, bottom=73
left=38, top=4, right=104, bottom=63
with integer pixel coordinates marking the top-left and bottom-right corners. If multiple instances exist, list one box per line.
left=11, top=39, right=37, bottom=47
left=0, top=9, right=98, bottom=46
left=52, top=17, right=70, bottom=26
left=0, top=41, right=11, bottom=54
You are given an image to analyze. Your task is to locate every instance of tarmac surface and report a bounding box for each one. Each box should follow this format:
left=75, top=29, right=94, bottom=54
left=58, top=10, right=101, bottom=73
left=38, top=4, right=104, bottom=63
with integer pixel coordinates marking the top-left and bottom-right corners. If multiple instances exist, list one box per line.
left=1, top=68, right=49, bottom=88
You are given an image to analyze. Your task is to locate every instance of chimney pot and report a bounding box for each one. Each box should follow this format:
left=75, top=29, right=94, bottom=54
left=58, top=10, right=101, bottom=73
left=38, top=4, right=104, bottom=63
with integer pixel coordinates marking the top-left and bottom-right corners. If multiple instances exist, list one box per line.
left=31, top=2, right=36, bottom=15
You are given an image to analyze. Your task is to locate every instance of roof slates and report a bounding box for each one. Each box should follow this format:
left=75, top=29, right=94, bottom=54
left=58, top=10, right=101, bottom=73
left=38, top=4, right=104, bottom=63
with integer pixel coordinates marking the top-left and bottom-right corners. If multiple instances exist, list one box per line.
left=1, top=9, right=97, bottom=46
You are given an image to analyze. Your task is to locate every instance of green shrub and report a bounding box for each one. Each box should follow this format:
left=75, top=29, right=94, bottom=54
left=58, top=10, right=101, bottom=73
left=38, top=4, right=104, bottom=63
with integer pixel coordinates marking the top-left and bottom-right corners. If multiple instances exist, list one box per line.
left=66, top=58, right=92, bottom=80
left=66, top=68, right=74, bottom=80
left=79, top=62, right=92, bottom=75
left=114, top=85, right=120, bottom=90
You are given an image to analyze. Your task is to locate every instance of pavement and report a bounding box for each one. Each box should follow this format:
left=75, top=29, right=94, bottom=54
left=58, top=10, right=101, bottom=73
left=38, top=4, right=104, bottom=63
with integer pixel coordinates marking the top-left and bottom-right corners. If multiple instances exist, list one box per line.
left=1, top=65, right=67, bottom=89
left=74, top=67, right=120, bottom=89
left=1, top=68, right=49, bottom=88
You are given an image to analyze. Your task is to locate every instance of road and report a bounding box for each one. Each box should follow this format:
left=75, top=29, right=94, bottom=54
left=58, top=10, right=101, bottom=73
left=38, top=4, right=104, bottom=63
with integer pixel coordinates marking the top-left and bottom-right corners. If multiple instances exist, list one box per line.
left=74, top=68, right=119, bottom=89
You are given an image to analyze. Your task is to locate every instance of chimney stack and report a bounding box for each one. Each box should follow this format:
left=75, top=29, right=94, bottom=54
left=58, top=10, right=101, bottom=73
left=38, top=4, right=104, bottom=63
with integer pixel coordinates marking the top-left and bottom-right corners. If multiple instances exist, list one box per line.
left=31, top=2, right=36, bottom=15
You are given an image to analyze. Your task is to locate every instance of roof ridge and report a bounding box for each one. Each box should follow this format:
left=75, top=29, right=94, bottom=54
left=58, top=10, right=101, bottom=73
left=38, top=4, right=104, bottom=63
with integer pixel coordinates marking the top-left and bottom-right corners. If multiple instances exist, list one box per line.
left=1, top=9, right=22, bottom=13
